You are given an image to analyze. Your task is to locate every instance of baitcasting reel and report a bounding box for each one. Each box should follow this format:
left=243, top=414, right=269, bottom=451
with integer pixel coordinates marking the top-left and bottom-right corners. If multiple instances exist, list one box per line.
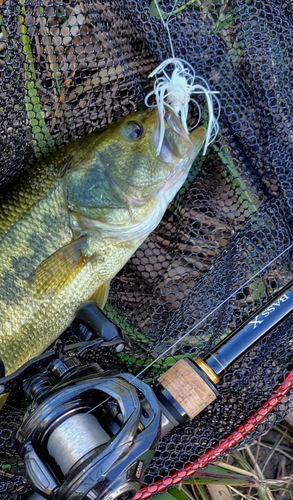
left=13, top=308, right=218, bottom=500
left=17, top=356, right=162, bottom=500
left=7, top=280, right=293, bottom=500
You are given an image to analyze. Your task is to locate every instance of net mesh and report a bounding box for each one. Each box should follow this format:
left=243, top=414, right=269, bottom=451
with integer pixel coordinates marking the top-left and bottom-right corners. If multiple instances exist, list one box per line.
left=1, top=0, right=293, bottom=497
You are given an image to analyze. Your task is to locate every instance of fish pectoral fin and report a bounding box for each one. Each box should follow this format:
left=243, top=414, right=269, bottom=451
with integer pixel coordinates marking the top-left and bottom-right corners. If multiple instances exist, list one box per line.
left=30, top=236, right=90, bottom=295
left=90, top=279, right=111, bottom=309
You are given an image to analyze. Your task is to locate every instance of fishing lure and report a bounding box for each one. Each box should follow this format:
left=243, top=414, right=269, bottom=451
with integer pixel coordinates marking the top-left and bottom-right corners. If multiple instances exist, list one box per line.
left=145, top=58, right=220, bottom=156
left=146, top=1, right=220, bottom=155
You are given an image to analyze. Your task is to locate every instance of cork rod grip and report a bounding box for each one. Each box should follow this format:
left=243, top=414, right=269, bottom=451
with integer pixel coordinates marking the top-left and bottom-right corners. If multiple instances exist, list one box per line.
left=158, top=359, right=218, bottom=420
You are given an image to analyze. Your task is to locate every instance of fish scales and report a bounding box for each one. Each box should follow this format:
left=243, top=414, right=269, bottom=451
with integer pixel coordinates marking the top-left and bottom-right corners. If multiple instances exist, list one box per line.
left=0, top=108, right=206, bottom=375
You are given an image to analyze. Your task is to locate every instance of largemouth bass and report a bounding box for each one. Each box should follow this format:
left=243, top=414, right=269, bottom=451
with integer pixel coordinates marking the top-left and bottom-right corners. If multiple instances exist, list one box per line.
left=0, top=106, right=206, bottom=375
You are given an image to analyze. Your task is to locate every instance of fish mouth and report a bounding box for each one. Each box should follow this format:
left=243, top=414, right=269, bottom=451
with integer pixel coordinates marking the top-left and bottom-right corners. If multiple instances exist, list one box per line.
left=153, top=104, right=192, bottom=163
left=164, top=104, right=190, bottom=141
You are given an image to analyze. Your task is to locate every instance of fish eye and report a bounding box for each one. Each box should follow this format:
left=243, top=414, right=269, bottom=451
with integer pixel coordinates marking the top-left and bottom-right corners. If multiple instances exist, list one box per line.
left=122, top=121, right=144, bottom=140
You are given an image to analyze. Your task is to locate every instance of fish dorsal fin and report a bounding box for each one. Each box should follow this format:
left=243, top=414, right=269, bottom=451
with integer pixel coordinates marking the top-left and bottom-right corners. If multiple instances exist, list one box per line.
left=30, top=236, right=89, bottom=295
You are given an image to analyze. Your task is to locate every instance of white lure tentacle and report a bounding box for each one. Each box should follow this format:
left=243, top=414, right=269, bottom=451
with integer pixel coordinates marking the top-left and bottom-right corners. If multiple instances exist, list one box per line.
left=145, top=57, right=220, bottom=156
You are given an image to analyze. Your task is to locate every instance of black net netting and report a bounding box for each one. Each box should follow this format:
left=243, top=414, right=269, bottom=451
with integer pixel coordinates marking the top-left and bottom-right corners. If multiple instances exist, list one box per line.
left=1, top=0, right=293, bottom=498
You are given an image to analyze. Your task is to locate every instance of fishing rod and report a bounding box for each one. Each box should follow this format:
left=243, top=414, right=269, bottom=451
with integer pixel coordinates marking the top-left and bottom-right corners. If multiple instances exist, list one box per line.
left=3, top=275, right=291, bottom=500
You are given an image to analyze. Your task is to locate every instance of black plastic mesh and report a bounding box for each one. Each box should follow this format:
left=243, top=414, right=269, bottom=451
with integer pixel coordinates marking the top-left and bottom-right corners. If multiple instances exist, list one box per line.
left=1, top=0, right=293, bottom=498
